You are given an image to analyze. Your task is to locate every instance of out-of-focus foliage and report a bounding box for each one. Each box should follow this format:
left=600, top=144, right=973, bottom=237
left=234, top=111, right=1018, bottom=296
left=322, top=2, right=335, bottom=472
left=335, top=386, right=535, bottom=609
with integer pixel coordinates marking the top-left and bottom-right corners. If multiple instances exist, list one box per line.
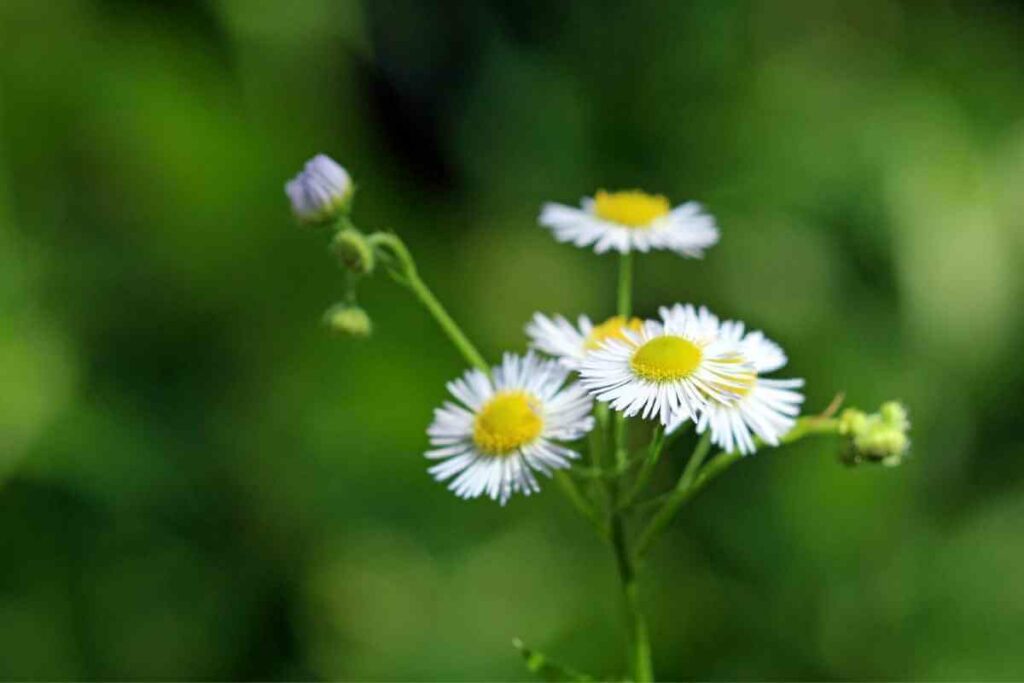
left=1, top=0, right=1023, bottom=679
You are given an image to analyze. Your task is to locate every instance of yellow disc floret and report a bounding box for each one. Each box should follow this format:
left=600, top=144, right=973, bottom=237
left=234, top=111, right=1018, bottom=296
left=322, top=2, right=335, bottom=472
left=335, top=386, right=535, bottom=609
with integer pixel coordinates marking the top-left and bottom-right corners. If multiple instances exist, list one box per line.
left=473, top=391, right=544, bottom=455
left=584, top=315, right=645, bottom=351
left=593, top=190, right=670, bottom=228
left=630, top=336, right=703, bottom=382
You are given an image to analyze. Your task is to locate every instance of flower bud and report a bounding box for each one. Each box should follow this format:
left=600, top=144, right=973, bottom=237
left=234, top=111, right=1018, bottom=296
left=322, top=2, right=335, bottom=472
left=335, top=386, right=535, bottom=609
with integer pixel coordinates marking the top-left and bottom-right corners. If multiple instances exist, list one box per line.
left=331, top=229, right=375, bottom=275
left=880, top=401, right=909, bottom=429
left=839, top=402, right=911, bottom=467
left=838, top=408, right=868, bottom=436
left=285, top=154, right=354, bottom=224
left=323, top=303, right=372, bottom=339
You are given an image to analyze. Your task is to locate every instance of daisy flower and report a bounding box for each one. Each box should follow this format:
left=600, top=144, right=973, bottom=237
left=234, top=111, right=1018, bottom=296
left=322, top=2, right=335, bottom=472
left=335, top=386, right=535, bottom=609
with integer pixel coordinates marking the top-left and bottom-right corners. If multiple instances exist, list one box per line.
left=661, top=305, right=805, bottom=455
left=539, top=189, right=719, bottom=256
left=526, top=312, right=644, bottom=369
left=578, top=305, right=753, bottom=425
left=426, top=352, right=594, bottom=505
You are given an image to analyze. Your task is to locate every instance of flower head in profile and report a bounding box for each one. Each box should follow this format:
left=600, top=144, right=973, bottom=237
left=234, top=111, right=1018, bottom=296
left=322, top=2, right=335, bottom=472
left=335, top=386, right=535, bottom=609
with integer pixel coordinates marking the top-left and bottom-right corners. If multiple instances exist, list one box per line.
left=526, top=313, right=644, bottom=369
left=285, top=154, right=353, bottom=224
left=426, top=352, right=594, bottom=505
left=578, top=305, right=752, bottom=425
left=539, top=189, right=719, bottom=256
left=663, top=305, right=805, bottom=454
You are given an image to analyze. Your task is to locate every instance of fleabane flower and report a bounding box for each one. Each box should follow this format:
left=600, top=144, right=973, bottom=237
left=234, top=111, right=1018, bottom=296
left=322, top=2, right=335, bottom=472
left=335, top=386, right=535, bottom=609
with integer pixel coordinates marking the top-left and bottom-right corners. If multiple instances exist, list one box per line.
left=285, top=154, right=353, bottom=223
left=663, top=305, right=804, bottom=455
left=426, top=352, right=594, bottom=505
left=578, top=306, right=752, bottom=425
left=526, top=312, right=644, bottom=369
left=539, top=189, right=719, bottom=256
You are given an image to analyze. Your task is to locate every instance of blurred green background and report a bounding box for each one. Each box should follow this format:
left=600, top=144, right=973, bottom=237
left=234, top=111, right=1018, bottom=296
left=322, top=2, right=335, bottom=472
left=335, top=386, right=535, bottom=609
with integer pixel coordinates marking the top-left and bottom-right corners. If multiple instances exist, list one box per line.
left=2, top=0, right=1024, bottom=679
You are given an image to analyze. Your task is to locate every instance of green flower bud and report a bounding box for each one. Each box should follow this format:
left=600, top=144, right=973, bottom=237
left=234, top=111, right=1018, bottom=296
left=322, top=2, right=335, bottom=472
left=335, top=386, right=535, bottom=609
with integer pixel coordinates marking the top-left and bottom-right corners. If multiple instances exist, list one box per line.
left=323, top=303, right=372, bottom=339
left=880, top=401, right=909, bottom=430
left=838, top=408, right=868, bottom=436
left=331, top=229, right=375, bottom=275
left=839, top=402, right=911, bottom=467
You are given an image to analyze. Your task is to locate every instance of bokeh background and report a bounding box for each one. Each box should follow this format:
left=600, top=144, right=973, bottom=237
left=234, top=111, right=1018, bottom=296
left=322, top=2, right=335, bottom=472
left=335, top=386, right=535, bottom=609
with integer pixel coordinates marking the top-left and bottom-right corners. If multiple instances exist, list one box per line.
left=2, top=0, right=1024, bottom=679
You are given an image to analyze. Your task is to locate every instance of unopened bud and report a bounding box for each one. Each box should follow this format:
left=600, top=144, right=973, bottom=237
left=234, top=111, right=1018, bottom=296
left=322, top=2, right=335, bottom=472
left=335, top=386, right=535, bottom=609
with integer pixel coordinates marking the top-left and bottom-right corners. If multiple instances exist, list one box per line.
left=331, top=229, right=375, bottom=275
left=323, top=303, right=372, bottom=339
left=838, top=408, right=868, bottom=436
left=880, top=401, right=909, bottom=429
left=839, top=402, right=911, bottom=467
left=285, top=154, right=354, bottom=224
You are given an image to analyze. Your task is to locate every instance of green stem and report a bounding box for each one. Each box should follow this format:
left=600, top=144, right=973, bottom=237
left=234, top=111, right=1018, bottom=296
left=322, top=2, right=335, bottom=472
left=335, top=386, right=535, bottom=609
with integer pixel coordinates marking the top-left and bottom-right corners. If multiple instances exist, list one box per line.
left=634, top=431, right=712, bottom=557
left=777, top=416, right=841, bottom=446
left=570, top=456, right=644, bottom=481
left=591, top=404, right=610, bottom=471
left=635, top=416, right=842, bottom=558
left=696, top=417, right=841, bottom=490
left=610, top=513, right=653, bottom=682
left=612, top=251, right=634, bottom=469
left=406, top=272, right=489, bottom=372
left=554, top=471, right=608, bottom=538
left=619, top=426, right=667, bottom=509
left=617, top=251, right=634, bottom=317
left=369, top=233, right=489, bottom=373
left=605, top=250, right=652, bottom=681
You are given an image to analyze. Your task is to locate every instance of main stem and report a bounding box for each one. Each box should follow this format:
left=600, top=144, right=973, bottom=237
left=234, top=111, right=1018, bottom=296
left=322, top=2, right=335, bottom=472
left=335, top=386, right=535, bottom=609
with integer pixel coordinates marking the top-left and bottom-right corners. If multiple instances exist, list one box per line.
left=607, top=250, right=652, bottom=681
left=611, top=514, right=653, bottom=683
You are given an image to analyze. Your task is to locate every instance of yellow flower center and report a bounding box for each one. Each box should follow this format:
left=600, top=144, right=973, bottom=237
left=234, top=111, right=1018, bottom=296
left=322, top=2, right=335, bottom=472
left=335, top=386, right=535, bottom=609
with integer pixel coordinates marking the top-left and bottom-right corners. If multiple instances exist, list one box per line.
left=630, top=336, right=703, bottom=382
left=473, top=391, right=544, bottom=455
left=593, top=190, right=670, bottom=228
left=584, top=315, right=645, bottom=351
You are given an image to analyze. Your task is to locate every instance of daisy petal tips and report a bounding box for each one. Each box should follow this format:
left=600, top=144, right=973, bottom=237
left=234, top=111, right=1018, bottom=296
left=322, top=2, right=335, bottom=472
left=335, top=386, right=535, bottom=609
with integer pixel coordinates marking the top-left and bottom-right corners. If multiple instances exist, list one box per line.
left=578, top=306, right=754, bottom=426
left=539, top=189, right=719, bottom=256
left=426, top=352, right=594, bottom=505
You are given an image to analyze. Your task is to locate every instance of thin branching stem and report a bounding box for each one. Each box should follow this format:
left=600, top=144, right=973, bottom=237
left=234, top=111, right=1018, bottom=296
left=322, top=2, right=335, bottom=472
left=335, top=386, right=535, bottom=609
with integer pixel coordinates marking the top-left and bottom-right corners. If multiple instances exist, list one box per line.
left=369, top=232, right=489, bottom=373
left=635, top=414, right=843, bottom=559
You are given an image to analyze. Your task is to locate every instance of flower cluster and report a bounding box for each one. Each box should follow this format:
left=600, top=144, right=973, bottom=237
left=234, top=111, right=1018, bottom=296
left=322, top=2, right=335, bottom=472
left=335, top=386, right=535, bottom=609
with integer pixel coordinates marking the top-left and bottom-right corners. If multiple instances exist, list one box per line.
left=286, top=154, right=908, bottom=681
left=283, top=157, right=899, bottom=506
left=427, top=190, right=803, bottom=503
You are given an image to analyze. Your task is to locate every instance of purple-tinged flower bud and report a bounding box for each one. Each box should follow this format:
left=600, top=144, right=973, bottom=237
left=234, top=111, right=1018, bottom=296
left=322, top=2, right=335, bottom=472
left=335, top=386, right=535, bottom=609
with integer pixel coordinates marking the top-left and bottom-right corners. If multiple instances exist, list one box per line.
left=285, top=154, right=353, bottom=224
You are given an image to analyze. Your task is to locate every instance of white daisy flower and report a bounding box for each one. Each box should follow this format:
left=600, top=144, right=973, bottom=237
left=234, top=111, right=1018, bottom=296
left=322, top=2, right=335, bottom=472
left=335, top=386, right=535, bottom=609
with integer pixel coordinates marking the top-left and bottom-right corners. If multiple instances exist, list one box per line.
left=539, top=189, right=719, bottom=256
left=285, top=154, right=353, bottom=223
left=661, top=305, right=805, bottom=455
left=578, top=305, right=753, bottom=426
left=525, top=312, right=644, bottom=369
left=426, top=352, right=595, bottom=505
